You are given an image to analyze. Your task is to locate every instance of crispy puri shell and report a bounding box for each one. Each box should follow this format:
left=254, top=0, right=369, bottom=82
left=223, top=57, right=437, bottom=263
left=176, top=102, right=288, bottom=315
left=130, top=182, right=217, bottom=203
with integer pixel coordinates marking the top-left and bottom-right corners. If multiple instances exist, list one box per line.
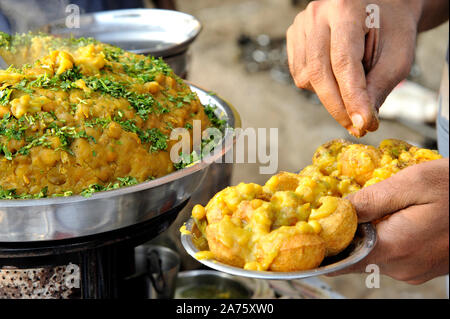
left=313, top=139, right=352, bottom=161
left=312, top=139, right=352, bottom=175
left=268, top=233, right=326, bottom=272
left=206, top=223, right=327, bottom=271
left=206, top=204, right=227, bottom=224
left=264, top=171, right=301, bottom=193
left=338, top=144, right=382, bottom=185
left=205, top=224, right=246, bottom=268
left=378, top=138, right=413, bottom=152
left=316, top=198, right=357, bottom=256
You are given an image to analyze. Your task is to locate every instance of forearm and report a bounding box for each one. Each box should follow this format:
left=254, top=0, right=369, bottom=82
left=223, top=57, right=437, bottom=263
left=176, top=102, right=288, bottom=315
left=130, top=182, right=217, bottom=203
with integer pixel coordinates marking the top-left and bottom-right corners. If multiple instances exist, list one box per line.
left=416, top=0, right=449, bottom=32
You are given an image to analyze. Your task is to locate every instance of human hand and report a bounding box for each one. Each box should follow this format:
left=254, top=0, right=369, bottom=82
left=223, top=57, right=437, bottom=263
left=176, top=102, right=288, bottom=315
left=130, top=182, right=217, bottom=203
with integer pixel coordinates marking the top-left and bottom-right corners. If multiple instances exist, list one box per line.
left=332, top=158, right=449, bottom=284
left=286, top=0, right=423, bottom=137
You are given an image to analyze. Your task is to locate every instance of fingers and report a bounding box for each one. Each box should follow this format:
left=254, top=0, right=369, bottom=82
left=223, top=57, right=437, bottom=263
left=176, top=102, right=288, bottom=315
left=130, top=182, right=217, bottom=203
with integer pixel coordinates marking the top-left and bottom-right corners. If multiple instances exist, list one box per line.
left=329, top=205, right=426, bottom=276
left=287, top=2, right=360, bottom=135
left=303, top=2, right=357, bottom=134
left=329, top=18, right=379, bottom=135
left=364, top=5, right=418, bottom=111
left=332, top=201, right=449, bottom=284
left=287, top=1, right=380, bottom=137
left=347, top=176, right=413, bottom=223
left=366, top=32, right=416, bottom=111
left=287, top=13, right=313, bottom=91
left=346, top=160, right=442, bottom=223
left=327, top=220, right=389, bottom=276
left=327, top=211, right=409, bottom=276
left=363, top=28, right=380, bottom=73
left=287, top=1, right=418, bottom=136
left=286, top=25, right=296, bottom=76
left=335, top=159, right=449, bottom=279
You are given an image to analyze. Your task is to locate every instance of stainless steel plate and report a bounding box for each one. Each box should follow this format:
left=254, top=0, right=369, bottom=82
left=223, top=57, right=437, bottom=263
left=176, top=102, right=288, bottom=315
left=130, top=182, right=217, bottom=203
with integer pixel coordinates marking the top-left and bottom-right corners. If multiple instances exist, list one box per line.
left=181, top=219, right=376, bottom=280
left=0, top=84, right=240, bottom=242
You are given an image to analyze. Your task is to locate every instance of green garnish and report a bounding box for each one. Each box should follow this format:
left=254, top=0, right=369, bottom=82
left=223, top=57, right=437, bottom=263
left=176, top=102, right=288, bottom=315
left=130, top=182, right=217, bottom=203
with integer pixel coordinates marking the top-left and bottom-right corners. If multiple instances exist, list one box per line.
left=204, top=104, right=227, bottom=130
left=0, top=143, right=12, bottom=160
left=80, top=176, right=139, bottom=198
left=0, top=32, right=228, bottom=199
left=0, top=88, right=13, bottom=105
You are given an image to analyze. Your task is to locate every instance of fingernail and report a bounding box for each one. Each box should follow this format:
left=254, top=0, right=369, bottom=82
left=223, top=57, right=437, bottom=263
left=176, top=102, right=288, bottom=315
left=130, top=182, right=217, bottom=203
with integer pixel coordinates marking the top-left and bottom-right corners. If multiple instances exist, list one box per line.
left=351, top=114, right=364, bottom=130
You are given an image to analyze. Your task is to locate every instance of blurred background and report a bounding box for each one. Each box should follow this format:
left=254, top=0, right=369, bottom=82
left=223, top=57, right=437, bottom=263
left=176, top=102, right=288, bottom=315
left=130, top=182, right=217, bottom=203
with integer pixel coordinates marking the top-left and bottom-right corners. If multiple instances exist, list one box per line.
left=176, top=0, right=449, bottom=299
left=0, top=0, right=448, bottom=299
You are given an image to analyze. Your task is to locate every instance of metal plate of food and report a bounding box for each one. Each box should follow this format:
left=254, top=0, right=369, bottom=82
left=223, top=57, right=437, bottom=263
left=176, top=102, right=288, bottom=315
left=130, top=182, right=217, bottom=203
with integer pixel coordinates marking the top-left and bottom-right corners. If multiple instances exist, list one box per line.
left=181, top=218, right=376, bottom=280
left=0, top=84, right=240, bottom=242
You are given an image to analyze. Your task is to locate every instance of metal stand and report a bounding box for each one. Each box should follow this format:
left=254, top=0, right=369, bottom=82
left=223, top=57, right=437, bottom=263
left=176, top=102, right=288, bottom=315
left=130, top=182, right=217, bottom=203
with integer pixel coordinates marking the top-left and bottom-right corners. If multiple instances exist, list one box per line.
left=0, top=199, right=188, bottom=299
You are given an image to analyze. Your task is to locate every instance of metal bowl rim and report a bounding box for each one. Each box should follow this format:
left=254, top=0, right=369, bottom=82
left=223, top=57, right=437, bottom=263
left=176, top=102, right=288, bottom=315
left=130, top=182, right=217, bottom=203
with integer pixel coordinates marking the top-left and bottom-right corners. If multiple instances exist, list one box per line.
left=176, top=269, right=254, bottom=298
left=181, top=219, right=377, bottom=280
left=0, top=83, right=240, bottom=207
left=178, top=269, right=244, bottom=280
left=41, top=8, right=203, bottom=56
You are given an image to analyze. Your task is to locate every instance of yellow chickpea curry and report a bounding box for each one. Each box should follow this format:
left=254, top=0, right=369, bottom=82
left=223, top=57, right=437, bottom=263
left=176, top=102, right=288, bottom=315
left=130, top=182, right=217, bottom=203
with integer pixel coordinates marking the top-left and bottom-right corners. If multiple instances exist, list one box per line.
left=0, top=32, right=223, bottom=199
left=186, top=139, right=442, bottom=272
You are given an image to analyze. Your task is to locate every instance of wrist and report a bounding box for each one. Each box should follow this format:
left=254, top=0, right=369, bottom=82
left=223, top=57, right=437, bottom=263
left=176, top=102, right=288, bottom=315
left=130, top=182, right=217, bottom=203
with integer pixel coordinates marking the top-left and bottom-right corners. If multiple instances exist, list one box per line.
left=413, top=0, right=449, bottom=32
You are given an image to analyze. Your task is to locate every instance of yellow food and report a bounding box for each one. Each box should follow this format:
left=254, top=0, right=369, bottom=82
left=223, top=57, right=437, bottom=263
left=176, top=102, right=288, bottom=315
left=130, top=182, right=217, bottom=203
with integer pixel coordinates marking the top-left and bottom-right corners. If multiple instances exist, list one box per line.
left=179, top=224, right=191, bottom=235
left=194, top=250, right=215, bottom=260
left=186, top=139, right=441, bottom=272
left=0, top=33, right=216, bottom=198
left=310, top=196, right=357, bottom=256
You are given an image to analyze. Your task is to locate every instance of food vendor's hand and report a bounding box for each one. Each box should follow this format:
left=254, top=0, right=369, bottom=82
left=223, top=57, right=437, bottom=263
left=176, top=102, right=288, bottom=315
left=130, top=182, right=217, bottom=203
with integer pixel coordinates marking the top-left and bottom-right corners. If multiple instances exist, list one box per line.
left=332, top=158, right=449, bottom=284
left=286, top=0, right=423, bottom=137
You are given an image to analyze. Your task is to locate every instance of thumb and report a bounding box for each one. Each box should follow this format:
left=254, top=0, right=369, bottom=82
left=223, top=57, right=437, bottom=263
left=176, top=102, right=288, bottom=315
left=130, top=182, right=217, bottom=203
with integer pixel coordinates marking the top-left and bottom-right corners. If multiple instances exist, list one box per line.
left=365, top=35, right=416, bottom=112
left=346, top=168, right=419, bottom=223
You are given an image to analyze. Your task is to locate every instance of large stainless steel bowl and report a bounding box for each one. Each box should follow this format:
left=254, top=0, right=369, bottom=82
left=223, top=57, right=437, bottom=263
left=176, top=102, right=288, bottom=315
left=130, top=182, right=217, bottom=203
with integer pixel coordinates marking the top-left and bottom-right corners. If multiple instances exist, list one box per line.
left=0, top=84, right=240, bottom=242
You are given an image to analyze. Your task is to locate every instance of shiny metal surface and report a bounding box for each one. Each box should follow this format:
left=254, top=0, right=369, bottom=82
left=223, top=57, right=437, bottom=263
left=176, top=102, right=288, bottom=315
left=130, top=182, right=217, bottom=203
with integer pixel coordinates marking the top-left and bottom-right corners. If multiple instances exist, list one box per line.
left=146, top=245, right=180, bottom=299
left=175, top=270, right=253, bottom=299
left=0, top=55, right=7, bottom=69
left=0, top=85, right=240, bottom=242
left=181, top=220, right=377, bottom=280
left=40, top=9, right=201, bottom=76
left=41, top=9, right=201, bottom=56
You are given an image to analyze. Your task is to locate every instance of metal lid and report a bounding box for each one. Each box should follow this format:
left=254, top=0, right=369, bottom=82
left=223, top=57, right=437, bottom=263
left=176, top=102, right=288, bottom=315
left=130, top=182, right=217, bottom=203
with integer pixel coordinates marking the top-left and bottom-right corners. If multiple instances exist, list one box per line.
left=40, top=9, right=202, bottom=57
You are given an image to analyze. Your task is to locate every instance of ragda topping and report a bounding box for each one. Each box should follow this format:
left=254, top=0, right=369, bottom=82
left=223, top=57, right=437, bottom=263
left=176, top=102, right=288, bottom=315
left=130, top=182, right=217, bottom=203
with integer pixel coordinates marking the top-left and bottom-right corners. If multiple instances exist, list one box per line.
left=0, top=32, right=223, bottom=198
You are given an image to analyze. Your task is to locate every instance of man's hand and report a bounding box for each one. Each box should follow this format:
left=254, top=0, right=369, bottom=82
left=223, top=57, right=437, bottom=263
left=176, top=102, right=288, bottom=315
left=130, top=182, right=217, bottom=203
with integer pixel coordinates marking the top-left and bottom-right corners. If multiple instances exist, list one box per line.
left=333, top=158, right=449, bottom=284
left=286, top=0, right=423, bottom=137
